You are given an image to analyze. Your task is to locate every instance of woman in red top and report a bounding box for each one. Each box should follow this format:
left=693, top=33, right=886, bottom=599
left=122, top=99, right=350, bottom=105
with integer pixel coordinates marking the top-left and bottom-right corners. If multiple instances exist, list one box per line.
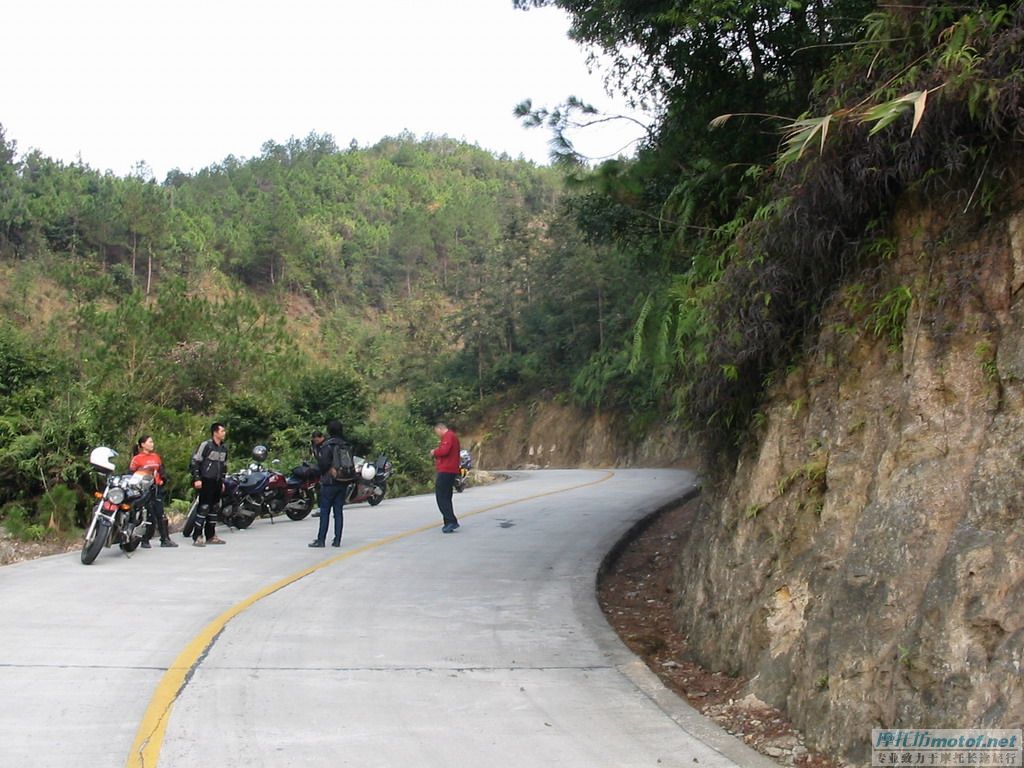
left=129, top=435, right=178, bottom=548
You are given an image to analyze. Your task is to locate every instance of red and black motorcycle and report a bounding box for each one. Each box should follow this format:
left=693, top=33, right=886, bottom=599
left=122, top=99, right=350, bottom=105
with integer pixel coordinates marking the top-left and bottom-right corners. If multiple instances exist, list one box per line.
left=200, top=445, right=319, bottom=529
left=345, top=454, right=393, bottom=507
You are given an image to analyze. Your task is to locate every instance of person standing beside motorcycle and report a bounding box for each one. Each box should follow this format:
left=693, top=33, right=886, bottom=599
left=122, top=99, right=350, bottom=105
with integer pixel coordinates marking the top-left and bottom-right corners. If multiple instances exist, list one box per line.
left=309, top=430, right=326, bottom=518
left=431, top=422, right=461, bottom=533
left=189, top=422, right=229, bottom=547
left=310, top=430, right=326, bottom=462
left=310, top=420, right=349, bottom=548
left=129, top=435, right=178, bottom=549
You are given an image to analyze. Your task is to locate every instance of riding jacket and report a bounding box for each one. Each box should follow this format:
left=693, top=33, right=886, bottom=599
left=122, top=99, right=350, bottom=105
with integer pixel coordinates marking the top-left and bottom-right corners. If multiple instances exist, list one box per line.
left=190, top=439, right=228, bottom=482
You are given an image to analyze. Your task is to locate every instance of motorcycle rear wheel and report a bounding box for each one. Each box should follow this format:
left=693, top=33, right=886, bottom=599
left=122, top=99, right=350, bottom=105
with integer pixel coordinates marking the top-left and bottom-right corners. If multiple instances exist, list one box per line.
left=286, top=508, right=311, bottom=521
left=81, top=520, right=110, bottom=565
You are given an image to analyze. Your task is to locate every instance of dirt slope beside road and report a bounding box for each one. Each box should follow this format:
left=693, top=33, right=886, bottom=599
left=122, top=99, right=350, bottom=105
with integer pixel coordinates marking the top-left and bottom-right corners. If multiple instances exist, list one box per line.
left=598, top=499, right=840, bottom=768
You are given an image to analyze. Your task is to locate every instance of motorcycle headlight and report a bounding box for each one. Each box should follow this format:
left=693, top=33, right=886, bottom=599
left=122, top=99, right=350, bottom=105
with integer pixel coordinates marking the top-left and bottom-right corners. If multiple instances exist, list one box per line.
left=108, top=487, right=126, bottom=504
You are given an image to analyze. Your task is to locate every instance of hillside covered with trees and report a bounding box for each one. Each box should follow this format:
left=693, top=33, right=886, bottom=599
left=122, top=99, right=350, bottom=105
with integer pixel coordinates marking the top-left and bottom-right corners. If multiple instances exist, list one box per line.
left=0, top=131, right=645, bottom=536
left=2, top=0, right=1021, bottom=537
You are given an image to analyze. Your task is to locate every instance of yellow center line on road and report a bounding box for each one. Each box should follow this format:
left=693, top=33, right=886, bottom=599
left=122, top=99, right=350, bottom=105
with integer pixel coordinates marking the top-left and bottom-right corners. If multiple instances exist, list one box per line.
left=126, top=470, right=615, bottom=767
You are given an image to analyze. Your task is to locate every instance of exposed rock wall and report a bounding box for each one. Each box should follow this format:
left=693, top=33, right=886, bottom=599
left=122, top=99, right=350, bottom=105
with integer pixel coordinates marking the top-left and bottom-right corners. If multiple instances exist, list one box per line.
left=672, top=204, right=1024, bottom=764
left=464, top=400, right=692, bottom=470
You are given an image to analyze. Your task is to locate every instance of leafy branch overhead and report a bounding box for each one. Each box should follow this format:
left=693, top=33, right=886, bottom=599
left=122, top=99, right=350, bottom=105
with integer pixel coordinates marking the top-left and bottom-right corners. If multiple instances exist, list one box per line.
left=712, top=89, right=932, bottom=166
left=514, top=97, right=652, bottom=165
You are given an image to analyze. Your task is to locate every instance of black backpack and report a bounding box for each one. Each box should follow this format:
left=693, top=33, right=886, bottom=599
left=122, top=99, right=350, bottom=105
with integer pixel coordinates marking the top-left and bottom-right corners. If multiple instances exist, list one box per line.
left=328, top=439, right=355, bottom=482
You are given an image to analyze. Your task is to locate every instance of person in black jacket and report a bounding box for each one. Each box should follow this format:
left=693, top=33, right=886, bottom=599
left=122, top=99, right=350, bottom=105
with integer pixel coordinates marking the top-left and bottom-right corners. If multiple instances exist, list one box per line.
left=189, top=422, right=228, bottom=547
left=310, top=420, right=349, bottom=548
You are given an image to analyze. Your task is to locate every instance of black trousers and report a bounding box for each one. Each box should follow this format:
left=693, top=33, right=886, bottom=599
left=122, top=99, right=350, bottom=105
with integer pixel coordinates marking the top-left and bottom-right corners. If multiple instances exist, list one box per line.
left=143, top=488, right=168, bottom=542
left=196, top=478, right=222, bottom=540
left=435, top=472, right=459, bottom=526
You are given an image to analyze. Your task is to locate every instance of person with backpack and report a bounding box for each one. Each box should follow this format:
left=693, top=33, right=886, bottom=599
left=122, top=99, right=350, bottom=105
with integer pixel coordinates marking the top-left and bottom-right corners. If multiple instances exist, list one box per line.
left=431, top=422, right=461, bottom=533
left=310, top=419, right=352, bottom=548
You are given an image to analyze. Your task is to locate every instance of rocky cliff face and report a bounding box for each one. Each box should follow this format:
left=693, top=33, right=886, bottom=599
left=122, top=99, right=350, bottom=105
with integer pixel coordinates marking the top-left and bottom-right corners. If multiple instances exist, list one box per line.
left=465, top=400, right=692, bottom=470
left=672, top=203, right=1024, bottom=764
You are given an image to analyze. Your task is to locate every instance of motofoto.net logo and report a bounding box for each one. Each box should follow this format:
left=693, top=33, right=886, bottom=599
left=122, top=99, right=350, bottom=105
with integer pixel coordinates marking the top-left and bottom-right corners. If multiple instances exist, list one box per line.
left=872, top=729, right=1022, bottom=766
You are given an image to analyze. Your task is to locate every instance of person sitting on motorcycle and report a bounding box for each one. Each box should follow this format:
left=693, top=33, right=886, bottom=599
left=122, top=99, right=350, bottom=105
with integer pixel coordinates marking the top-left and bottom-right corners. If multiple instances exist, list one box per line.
left=129, top=435, right=178, bottom=548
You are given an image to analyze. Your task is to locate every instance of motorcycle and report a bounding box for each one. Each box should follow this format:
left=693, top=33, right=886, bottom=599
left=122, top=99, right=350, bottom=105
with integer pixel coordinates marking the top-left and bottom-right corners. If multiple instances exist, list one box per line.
left=214, top=445, right=318, bottom=529
left=81, top=446, right=154, bottom=565
left=454, top=449, right=472, bottom=493
left=345, top=454, right=393, bottom=506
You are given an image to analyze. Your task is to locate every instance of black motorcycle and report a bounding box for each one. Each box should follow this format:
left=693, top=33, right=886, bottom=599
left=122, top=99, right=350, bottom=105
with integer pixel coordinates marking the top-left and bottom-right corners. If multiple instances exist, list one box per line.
left=186, top=446, right=318, bottom=532
left=81, top=447, right=154, bottom=565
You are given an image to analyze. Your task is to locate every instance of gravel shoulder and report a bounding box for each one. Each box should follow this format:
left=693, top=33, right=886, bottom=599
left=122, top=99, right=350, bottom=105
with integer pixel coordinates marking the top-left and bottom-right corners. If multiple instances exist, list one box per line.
left=597, top=497, right=841, bottom=768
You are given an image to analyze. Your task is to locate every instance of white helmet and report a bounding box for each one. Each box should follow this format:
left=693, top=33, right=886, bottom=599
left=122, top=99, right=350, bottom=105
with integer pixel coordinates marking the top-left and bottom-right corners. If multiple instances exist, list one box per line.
left=360, top=463, right=377, bottom=481
left=89, top=446, right=118, bottom=473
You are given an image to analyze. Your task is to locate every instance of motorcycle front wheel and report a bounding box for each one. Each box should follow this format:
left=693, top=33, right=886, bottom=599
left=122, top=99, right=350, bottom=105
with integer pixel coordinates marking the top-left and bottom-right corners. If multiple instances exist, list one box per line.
left=81, top=519, right=110, bottom=565
left=227, top=505, right=254, bottom=529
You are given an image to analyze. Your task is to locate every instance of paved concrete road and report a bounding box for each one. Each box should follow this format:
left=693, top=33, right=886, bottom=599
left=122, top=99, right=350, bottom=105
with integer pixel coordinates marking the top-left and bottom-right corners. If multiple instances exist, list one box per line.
left=0, top=469, right=775, bottom=768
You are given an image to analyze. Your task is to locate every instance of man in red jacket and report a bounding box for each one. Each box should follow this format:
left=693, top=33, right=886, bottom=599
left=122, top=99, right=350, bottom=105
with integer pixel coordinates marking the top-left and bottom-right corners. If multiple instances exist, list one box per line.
left=430, top=422, right=461, bottom=533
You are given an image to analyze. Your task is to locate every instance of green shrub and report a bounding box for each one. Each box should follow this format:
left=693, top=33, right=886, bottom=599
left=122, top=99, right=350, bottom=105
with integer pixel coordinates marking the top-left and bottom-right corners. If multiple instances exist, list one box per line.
left=2, top=504, right=47, bottom=542
left=38, top=485, right=79, bottom=533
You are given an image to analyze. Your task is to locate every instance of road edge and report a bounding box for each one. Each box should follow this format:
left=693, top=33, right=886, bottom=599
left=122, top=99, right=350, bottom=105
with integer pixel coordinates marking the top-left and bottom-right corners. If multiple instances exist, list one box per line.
left=577, top=481, right=780, bottom=768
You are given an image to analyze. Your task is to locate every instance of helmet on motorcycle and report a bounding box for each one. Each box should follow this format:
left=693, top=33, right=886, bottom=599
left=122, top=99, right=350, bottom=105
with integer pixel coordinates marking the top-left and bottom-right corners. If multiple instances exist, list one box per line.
left=360, top=463, right=377, bottom=481
left=252, top=445, right=268, bottom=462
left=89, top=446, right=118, bottom=473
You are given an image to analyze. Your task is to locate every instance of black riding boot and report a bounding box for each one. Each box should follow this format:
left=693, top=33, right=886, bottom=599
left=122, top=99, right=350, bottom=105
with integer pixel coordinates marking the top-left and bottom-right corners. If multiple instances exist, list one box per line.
left=158, top=515, right=178, bottom=548
left=141, top=513, right=155, bottom=548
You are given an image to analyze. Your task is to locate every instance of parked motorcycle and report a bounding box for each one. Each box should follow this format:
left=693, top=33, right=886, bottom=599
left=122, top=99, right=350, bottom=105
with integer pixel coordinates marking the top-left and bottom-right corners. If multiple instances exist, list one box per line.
left=218, top=445, right=318, bottom=528
left=454, top=449, right=472, bottom=493
left=345, top=454, right=393, bottom=506
left=81, top=447, right=154, bottom=565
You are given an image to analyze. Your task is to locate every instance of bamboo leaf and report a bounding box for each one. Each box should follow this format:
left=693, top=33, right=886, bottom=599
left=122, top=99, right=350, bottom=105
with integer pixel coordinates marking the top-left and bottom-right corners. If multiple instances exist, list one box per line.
left=778, top=116, right=831, bottom=165
left=862, top=92, right=923, bottom=137
left=911, top=89, right=927, bottom=135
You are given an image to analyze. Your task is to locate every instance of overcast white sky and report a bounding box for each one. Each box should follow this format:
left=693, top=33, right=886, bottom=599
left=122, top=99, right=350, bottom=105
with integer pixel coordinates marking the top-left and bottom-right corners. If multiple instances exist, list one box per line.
left=2, top=0, right=649, bottom=179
